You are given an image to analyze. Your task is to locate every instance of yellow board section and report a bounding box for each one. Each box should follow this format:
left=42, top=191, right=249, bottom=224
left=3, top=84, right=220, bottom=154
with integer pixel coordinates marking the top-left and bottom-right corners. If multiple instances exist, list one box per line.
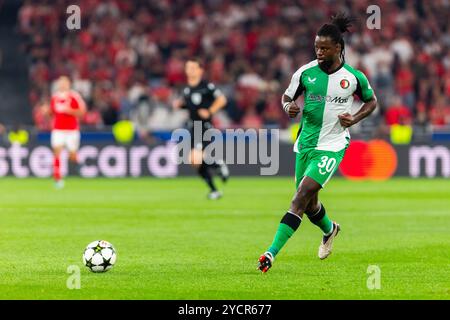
left=112, top=120, right=135, bottom=144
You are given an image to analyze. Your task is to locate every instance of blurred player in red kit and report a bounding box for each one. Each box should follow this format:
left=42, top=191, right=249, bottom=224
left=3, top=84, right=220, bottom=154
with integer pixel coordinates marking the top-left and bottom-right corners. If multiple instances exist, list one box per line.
left=50, top=76, right=86, bottom=188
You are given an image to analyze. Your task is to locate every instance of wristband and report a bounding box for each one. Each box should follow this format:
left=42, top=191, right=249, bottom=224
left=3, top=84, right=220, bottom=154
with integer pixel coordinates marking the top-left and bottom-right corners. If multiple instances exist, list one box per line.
left=283, top=102, right=290, bottom=112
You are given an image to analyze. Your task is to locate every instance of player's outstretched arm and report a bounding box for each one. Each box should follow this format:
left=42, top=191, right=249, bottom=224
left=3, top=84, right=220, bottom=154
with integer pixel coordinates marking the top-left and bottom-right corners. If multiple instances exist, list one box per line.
left=338, top=94, right=377, bottom=128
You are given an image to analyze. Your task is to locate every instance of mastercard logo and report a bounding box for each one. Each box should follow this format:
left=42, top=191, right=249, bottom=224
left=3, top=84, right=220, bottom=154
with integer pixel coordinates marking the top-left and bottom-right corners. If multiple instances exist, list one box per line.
left=339, top=140, right=398, bottom=180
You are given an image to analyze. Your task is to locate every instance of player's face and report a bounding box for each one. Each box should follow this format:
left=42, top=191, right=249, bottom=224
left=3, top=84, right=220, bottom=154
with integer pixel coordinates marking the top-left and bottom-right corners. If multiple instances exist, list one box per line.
left=314, top=36, right=340, bottom=67
left=185, top=61, right=203, bottom=81
left=57, top=77, right=71, bottom=92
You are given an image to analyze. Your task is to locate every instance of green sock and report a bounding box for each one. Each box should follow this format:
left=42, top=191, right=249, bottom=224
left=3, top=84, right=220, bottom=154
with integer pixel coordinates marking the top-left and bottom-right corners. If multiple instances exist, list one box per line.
left=315, top=214, right=333, bottom=235
left=307, top=203, right=333, bottom=235
left=268, top=212, right=301, bottom=257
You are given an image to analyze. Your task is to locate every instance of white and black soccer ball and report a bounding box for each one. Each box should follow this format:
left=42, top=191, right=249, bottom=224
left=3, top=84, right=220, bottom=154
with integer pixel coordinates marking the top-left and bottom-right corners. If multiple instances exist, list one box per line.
left=83, top=240, right=117, bottom=273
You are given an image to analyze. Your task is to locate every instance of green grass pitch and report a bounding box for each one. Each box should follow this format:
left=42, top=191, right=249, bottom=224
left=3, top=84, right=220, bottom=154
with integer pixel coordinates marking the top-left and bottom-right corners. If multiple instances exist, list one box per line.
left=0, top=177, right=448, bottom=299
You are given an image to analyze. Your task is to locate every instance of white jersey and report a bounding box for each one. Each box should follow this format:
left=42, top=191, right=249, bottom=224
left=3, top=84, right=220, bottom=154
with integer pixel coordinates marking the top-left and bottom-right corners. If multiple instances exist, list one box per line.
left=284, top=60, right=374, bottom=152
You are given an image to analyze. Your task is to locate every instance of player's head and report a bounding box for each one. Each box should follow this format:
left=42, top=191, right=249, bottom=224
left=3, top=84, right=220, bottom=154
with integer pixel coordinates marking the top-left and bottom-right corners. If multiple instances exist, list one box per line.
left=315, top=13, right=354, bottom=68
left=185, top=58, right=204, bottom=83
left=56, top=76, right=71, bottom=93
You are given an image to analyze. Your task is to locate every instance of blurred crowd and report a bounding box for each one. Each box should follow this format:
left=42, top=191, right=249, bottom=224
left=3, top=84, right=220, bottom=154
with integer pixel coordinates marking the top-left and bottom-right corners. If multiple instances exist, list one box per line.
left=18, top=0, right=450, bottom=136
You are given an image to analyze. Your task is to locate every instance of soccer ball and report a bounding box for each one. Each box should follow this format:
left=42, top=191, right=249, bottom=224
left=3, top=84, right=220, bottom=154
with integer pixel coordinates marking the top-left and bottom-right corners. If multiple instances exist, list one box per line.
left=82, top=240, right=117, bottom=273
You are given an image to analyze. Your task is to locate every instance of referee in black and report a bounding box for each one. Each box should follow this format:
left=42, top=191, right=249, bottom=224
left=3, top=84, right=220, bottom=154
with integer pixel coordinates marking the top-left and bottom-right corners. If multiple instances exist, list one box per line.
left=173, top=58, right=229, bottom=200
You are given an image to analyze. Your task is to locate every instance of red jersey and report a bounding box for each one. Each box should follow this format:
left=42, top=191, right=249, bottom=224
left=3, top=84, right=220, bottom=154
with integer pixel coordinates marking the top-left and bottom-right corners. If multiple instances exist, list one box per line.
left=51, top=90, right=86, bottom=130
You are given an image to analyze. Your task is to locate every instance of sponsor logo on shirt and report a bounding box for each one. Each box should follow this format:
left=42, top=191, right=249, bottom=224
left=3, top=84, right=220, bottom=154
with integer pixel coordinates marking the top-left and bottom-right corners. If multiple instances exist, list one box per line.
left=307, top=76, right=317, bottom=84
left=307, top=93, right=349, bottom=104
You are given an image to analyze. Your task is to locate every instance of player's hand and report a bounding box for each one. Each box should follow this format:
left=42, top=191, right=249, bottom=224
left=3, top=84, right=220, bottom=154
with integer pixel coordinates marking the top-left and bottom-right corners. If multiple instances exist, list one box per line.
left=198, top=108, right=211, bottom=119
left=338, top=113, right=356, bottom=127
left=42, top=104, right=51, bottom=116
left=172, top=99, right=184, bottom=110
left=286, top=102, right=300, bottom=118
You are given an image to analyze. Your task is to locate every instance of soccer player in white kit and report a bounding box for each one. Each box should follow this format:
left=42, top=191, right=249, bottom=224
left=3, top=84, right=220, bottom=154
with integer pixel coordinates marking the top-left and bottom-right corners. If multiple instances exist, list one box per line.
left=50, top=76, right=86, bottom=188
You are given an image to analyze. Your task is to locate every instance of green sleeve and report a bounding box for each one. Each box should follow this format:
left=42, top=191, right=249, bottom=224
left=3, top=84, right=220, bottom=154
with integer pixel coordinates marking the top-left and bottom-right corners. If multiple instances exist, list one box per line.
left=354, top=70, right=374, bottom=102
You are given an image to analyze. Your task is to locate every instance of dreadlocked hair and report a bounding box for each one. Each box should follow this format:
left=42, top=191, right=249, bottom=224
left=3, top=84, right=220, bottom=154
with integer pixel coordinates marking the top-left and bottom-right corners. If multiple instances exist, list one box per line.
left=317, top=13, right=355, bottom=62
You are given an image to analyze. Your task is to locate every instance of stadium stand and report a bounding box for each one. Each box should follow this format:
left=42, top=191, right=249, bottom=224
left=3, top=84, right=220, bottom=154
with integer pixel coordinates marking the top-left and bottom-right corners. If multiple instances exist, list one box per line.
left=5, top=0, right=450, bottom=140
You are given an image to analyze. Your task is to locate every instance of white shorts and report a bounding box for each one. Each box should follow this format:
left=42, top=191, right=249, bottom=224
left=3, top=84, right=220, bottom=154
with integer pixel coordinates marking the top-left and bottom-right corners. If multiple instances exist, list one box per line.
left=51, top=130, right=80, bottom=152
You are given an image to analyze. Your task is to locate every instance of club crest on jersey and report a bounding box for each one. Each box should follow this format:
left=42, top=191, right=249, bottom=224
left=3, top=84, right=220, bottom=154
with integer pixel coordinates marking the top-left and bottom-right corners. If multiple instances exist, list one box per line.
left=191, top=93, right=202, bottom=105
left=340, top=79, right=350, bottom=89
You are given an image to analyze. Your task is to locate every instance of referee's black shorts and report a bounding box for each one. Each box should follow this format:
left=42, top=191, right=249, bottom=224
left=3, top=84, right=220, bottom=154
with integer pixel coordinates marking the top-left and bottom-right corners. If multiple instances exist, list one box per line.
left=187, top=121, right=214, bottom=150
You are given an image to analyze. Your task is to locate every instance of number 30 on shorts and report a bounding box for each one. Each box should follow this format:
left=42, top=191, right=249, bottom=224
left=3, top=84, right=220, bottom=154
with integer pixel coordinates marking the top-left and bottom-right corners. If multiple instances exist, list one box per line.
left=317, top=156, right=337, bottom=175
